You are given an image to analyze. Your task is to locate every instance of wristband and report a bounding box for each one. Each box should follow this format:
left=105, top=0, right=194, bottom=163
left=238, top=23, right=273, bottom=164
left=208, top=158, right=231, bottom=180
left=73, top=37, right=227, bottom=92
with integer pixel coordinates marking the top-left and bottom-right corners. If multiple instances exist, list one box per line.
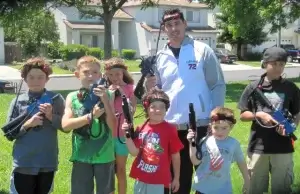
left=87, top=113, right=92, bottom=125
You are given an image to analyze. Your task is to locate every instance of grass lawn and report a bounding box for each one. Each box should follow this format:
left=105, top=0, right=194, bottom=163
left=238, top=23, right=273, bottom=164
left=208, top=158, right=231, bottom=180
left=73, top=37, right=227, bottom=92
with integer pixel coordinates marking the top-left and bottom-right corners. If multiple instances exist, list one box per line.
left=235, top=61, right=262, bottom=67
left=9, top=60, right=141, bottom=75
left=123, top=59, right=141, bottom=72
left=1, top=80, right=300, bottom=193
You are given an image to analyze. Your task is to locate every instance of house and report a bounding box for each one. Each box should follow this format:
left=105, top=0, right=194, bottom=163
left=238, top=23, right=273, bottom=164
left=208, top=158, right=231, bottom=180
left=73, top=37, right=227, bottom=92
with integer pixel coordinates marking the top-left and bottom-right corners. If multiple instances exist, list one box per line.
left=0, top=27, right=4, bottom=64
left=208, top=5, right=300, bottom=53
left=250, top=19, right=300, bottom=53
left=50, top=0, right=219, bottom=57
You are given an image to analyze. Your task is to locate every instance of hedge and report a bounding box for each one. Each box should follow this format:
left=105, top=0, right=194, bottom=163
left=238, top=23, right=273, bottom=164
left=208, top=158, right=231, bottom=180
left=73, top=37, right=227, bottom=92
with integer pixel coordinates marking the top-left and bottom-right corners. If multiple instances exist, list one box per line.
left=46, top=43, right=122, bottom=60
left=121, top=49, right=136, bottom=60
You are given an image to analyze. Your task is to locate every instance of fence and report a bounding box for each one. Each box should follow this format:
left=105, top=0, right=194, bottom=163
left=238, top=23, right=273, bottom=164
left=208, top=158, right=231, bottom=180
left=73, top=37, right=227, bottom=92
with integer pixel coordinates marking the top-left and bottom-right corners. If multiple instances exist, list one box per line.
left=4, top=42, right=22, bottom=64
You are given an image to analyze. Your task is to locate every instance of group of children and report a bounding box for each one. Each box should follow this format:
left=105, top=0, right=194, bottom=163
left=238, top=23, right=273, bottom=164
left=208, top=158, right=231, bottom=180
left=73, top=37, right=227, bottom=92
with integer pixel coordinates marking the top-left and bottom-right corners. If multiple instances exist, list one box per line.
left=4, top=46, right=299, bottom=194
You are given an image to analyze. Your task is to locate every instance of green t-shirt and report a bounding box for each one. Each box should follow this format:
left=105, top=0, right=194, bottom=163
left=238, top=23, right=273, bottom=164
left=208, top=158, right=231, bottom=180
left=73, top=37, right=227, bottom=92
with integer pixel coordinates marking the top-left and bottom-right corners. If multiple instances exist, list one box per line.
left=69, top=90, right=115, bottom=164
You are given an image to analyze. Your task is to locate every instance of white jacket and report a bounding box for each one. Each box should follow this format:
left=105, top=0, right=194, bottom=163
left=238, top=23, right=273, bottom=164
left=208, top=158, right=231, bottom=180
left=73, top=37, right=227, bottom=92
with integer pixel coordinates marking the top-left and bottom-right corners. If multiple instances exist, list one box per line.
left=154, top=36, right=225, bottom=125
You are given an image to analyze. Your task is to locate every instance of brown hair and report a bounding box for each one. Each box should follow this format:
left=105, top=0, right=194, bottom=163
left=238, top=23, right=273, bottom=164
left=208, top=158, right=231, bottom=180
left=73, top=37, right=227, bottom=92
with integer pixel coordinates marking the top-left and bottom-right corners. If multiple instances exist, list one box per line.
left=210, top=107, right=236, bottom=125
left=141, top=87, right=170, bottom=117
left=104, top=57, right=134, bottom=85
left=21, top=57, right=53, bottom=79
left=76, top=55, right=101, bottom=70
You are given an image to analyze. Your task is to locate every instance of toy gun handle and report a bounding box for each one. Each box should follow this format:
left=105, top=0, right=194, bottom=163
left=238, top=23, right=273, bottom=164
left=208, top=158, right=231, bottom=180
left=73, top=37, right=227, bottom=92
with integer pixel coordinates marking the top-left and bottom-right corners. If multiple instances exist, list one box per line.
left=122, top=94, right=134, bottom=138
left=134, top=74, right=146, bottom=100
left=189, top=103, right=197, bottom=147
left=291, top=133, right=297, bottom=141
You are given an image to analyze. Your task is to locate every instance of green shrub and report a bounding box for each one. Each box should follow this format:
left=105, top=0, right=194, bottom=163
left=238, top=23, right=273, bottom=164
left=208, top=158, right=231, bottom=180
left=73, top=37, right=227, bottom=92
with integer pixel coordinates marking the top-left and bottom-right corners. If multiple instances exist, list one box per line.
left=59, top=44, right=89, bottom=60
left=121, top=49, right=136, bottom=60
left=112, top=49, right=119, bottom=57
left=47, top=42, right=64, bottom=59
left=86, top=47, right=104, bottom=59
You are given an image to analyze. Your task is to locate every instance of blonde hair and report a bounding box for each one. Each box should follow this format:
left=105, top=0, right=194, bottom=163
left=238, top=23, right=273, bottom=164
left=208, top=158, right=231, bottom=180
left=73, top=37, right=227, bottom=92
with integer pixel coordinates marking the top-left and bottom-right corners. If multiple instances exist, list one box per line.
left=76, top=56, right=101, bottom=70
left=104, top=57, right=134, bottom=85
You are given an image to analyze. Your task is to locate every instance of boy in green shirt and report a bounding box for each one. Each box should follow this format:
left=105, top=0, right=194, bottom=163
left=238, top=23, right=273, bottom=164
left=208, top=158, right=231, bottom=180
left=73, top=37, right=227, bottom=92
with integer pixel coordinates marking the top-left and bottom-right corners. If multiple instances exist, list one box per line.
left=62, top=56, right=116, bottom=194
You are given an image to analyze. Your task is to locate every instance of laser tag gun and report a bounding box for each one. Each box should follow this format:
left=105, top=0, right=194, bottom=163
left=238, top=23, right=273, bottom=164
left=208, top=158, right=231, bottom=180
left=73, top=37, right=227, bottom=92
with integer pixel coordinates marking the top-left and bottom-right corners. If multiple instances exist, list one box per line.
left=134, top=56, right=156, bottom=100
left=252, top=85, right=297, bottom=140
left=86, top=77, right=108, bottom=110
left=188, top=103, right=197, bottom=147
left=122, top=94, right=135, bottom=139
left=2, top=93, right=60, bottom=141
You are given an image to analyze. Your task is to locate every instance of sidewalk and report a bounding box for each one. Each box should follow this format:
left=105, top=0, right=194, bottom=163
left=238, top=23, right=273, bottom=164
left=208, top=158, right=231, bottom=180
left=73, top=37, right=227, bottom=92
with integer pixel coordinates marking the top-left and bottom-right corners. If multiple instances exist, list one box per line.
left=0, top=66, right=21, bottom=80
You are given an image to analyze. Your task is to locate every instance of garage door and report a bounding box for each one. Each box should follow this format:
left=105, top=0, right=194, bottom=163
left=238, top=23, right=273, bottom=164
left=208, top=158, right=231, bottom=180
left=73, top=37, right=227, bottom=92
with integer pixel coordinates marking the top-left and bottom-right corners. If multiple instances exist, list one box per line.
left=192, top=37, right=211, bottom=46
left=281, top=39, right=292, bottom=45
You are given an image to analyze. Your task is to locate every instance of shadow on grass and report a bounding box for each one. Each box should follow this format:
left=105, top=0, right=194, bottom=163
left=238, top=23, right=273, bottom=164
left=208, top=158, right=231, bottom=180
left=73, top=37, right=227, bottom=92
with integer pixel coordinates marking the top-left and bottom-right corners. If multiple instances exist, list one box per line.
left=0, top=189, right=9, bottom=194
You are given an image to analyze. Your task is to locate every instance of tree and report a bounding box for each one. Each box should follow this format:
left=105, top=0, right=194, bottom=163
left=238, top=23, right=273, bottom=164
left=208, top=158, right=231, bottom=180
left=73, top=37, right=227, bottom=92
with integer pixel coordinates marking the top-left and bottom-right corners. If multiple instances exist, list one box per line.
left=65, top=0, right=158, bottom=59
left=0, top=0, right=77, bottom=14
left=215, top=11, right=267, bottom=58
left=0, top=7, right=60, bottom=56
left=198, top=0, right=300, bottom=35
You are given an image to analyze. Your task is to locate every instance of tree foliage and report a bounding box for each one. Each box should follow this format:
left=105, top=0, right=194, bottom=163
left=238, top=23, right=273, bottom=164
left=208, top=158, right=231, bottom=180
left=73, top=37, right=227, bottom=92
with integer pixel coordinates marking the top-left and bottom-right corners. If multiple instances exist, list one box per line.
left=199, top=0, right=300, bottom=33
left=0, top=7, right=60, bottom=56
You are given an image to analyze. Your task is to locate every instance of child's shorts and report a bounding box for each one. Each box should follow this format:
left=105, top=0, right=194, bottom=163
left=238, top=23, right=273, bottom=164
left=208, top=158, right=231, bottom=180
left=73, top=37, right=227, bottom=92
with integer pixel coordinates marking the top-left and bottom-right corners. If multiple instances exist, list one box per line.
left=114, top=137, right=129, bottom=156
left=71, top=161, right=115, bottom=194
left=134, top=180, right=164, bottom=194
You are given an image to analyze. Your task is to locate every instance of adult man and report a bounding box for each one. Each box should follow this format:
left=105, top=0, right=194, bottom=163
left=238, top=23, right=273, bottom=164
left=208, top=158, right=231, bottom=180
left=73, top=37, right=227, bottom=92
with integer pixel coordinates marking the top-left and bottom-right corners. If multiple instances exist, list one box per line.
left=145, top=8, right=226, bottom=194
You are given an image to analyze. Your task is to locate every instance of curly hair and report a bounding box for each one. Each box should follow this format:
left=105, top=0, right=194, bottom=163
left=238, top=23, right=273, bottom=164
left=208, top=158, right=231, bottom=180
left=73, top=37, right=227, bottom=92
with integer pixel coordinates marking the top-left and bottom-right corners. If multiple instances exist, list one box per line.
left=141, top=87, right=170, bottom=117
left=21, top=57, right=53, bottom=79
left=76, top=55, right=101, bottom=70
left=104, top=57, right=134, bottom=85
left=210, top=107, right=236, bottom=125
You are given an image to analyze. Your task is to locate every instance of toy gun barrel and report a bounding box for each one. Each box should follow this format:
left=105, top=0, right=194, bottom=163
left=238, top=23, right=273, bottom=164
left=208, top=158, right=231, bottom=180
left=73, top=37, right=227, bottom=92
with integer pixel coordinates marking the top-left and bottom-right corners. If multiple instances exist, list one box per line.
left=189, top=103, right=197, bottom=147
left=121, top=94, right=134, bottom=138
left=253, top=88, right=274, bottom=110
left=1, top=112, right=28, bottom=141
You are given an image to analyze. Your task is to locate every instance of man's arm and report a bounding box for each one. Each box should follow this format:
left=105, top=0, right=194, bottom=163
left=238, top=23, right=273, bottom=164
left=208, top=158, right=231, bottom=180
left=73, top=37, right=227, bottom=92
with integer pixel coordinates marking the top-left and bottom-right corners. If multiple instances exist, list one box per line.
left=203, top=48, right=226, bottom=108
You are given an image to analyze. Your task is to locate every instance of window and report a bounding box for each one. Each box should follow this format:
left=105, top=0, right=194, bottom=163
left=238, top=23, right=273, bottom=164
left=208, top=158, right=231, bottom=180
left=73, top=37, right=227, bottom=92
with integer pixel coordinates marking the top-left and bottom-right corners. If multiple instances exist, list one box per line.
left=92, top=35, right=98, bottom=47
left=186, top=11, right=194, bottom=22
left=186, top=10, right=200, bottom=22
left=158, top=8, right=167, bottom=21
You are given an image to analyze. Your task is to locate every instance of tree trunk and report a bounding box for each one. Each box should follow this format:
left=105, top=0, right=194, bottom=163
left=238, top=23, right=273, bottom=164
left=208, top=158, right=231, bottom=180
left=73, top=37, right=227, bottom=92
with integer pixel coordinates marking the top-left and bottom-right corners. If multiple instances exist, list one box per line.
left=103, top=14, right=113, bottom=59
left=236, top=41, right=242, bottom=60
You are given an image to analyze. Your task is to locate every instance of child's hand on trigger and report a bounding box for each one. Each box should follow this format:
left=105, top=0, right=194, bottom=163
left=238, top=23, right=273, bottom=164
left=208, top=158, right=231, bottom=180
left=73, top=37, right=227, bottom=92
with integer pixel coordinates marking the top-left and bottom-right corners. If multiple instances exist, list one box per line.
left=92, top=106, right=105, bottom=119
left=24, top=112, right=44, bottom=129
left=39, top=103, right=52, bottom=120
left=256, top=111, right=278, bottom=126
left=93, top=85, right=108, bottom=101
left=121, top=120, right=130, bottom=132
left=187, top=129, right=195, bottom=143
